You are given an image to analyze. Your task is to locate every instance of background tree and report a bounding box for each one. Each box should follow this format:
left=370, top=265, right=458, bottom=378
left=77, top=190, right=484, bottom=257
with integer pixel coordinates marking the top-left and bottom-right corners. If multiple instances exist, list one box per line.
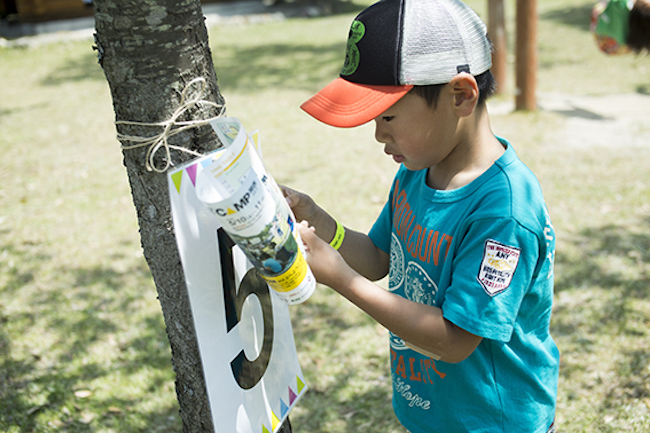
left=93, top=0, right=223, bottom=430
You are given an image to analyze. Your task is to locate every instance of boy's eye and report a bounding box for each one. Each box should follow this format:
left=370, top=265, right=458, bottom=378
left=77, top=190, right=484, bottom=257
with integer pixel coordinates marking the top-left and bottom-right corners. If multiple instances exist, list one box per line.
left=382, top=116, right=395, bottom=122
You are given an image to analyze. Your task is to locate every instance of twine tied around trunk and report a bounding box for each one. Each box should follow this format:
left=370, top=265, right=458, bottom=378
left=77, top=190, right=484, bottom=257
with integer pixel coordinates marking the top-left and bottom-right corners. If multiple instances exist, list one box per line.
left=115, top=77, right=225, bottom=173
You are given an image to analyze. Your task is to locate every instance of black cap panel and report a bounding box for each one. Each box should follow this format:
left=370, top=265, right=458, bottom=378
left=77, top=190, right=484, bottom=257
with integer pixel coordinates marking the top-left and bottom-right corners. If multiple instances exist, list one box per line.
left=340, top=0, right=404, bottom=86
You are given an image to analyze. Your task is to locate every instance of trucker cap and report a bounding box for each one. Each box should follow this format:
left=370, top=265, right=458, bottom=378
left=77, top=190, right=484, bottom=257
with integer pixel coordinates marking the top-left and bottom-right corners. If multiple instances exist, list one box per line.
left=301, top=0, right=492, bottom=128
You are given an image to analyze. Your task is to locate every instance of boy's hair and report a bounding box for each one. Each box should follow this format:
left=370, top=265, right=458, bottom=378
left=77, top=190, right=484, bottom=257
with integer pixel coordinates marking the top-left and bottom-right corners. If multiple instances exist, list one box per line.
left=411, top=69, right=497, bottom=109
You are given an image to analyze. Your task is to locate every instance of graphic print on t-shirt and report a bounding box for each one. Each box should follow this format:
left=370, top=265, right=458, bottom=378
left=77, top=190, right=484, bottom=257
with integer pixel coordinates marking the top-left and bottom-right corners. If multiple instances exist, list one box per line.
left=389, top=233, right=405, bottom=291
left=405, top=261, right=437, bottom=306
left=389, top=233, right=439, bottom=306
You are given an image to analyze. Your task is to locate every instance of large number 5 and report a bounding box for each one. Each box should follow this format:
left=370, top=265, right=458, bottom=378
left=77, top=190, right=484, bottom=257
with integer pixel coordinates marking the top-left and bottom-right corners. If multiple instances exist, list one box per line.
left=218, top=229, right=274, bottom=390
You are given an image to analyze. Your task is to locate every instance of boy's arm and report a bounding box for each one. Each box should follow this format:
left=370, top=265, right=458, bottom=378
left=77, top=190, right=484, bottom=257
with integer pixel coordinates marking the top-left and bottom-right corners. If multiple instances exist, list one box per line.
left=282, top=186, right=389, bottom=281
left=298, top=223, right=482, bottom=364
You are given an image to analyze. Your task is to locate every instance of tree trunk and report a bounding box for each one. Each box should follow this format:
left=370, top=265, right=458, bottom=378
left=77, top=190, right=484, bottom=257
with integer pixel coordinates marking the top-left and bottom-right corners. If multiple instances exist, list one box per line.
left=93, top=1, right=224, bottom=430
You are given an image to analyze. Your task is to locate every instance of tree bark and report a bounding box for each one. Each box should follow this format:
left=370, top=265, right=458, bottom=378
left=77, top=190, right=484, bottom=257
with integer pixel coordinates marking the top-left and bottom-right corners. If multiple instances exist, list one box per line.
left=93, top=1, right=224, bottom=431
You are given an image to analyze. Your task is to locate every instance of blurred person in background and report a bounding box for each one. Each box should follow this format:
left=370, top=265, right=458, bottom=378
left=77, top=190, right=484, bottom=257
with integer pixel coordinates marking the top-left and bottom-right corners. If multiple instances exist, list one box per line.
left=592, top=0, right=650, bottom=54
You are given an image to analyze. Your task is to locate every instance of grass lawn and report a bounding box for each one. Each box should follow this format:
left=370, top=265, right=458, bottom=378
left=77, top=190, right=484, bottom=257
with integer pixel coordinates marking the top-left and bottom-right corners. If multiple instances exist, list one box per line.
left=1, top=0, right=649, bottom=431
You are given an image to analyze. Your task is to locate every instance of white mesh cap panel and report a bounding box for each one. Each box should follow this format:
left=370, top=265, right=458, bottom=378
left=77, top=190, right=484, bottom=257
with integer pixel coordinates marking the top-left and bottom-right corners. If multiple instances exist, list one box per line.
left=400, top=0, right=492, bottom=85
left=450, top=0, right=492, bottom=76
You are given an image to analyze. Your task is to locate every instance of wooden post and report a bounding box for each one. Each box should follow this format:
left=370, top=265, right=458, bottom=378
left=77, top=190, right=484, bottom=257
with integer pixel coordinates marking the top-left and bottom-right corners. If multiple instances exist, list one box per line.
left=488, top=0, right=507, bottom=95
left=515, top=0, right=537, bottom=110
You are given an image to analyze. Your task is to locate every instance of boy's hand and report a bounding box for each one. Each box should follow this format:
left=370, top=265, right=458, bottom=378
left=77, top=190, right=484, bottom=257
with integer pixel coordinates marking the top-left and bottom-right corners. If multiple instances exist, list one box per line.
left=281, top=185, right=338, bottom=248
left=282, top=186, right=389, bottom=282
left=298, top=221, right=355, bottom=290
left=281, top=186, right=320, bottom=223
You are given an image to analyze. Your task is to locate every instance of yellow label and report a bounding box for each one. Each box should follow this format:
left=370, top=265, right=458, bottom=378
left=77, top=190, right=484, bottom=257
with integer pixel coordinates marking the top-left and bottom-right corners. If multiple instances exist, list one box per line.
left=262, top=249, right=308, bottom=293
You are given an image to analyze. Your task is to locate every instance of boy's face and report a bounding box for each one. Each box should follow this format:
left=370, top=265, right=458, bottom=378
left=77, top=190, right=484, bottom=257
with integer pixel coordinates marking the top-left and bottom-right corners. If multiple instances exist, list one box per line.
left=373, top=89, right=459, bottom=172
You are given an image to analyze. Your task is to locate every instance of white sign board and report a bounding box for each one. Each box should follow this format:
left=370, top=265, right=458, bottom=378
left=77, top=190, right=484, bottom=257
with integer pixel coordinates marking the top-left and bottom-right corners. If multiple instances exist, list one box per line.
left=168, top=148, right=307, bottom=433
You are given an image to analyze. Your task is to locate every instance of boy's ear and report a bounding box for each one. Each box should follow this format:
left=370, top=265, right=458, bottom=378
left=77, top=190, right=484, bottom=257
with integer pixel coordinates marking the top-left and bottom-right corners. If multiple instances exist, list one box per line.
left=449, top=73, right=479, bottom=117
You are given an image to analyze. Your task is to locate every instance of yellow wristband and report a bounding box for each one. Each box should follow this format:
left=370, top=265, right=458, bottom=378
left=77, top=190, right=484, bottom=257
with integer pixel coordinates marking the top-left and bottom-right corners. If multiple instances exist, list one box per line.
left=329, top=220, right=345, bottom=250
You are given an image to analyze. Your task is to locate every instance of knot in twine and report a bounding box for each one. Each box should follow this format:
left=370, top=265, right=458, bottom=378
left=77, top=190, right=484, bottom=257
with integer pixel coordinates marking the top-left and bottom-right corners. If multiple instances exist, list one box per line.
left=116, top=77, right=225, bottom=173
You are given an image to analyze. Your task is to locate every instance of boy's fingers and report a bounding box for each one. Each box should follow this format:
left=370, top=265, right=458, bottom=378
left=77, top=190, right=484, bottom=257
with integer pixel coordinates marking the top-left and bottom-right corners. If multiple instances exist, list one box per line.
left=280, top=185, right=292, bottom=198
left=298, top=224, right=314, bottom=251
left=298, top=222, right=313, bottom=237
left=298, top=223, right=318, bottom=245
left=280, top=186, right=292, bottom=204
left=280, top=185, right=301, bottom=208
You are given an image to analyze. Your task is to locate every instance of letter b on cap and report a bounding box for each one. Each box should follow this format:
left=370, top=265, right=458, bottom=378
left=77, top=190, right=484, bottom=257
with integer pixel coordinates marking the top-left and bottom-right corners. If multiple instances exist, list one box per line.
left=341, top=20, right=365, bottom=76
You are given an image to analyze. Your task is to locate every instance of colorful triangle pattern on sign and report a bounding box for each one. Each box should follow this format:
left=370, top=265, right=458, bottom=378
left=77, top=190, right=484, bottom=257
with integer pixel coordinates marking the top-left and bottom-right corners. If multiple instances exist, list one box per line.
left=288, top=387, right=297, bottom=405
left=297, top=375, right=305, bottom=394
left=260, top=375, right=307, bottom=433
left=280, top=399, right=289, bottom=418
left=186, top=163, right=198, bottom=186
left=170, top=154, right=213, bottom=195
left=171, top=170, right=183, bottom=194
left=170, top=135, right=250, bottom=195
left=169, top=140, right=233, bottom=195
left=271, top=411, right=280, bottom=431
left=201, top=157, right=213, bottom=168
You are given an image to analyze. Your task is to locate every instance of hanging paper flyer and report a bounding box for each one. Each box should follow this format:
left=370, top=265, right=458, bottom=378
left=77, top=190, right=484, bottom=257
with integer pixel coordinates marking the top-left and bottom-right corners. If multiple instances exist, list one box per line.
left=195, top=117, right=316, bottom=305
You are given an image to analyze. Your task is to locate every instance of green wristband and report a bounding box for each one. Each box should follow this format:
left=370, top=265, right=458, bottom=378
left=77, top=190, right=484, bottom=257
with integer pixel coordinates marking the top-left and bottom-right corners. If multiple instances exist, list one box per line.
left=330, top=220, right=345, bottom=250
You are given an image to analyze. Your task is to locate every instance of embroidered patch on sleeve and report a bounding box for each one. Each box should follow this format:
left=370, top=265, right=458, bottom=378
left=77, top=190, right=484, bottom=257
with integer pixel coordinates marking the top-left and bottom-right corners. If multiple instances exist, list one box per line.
left=477, top=239, right=521, bottom=295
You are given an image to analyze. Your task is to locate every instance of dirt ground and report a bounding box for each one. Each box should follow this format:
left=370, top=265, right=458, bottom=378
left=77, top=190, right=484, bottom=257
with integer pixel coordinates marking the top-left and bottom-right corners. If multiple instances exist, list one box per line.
left=490, top=92, right=650, bottom=149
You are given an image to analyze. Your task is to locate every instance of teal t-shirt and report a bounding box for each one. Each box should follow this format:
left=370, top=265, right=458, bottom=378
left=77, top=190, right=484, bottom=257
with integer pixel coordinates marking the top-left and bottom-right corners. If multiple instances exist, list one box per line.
left=369, top=139, right=559, bottom=433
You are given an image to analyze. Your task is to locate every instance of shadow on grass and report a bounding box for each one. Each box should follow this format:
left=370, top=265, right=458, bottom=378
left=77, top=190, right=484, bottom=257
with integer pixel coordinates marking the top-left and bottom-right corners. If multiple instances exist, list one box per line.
left=606, top=347, right=650, bottom=403
left=637, top=84, right=650, bottom=95
left=40, top=50, right=105, bottom=86
left=553, top=219, right=650, bottom=334
left=292, top=384, right=398, bottom=432
left=265, top=0, right=365, bottom=15
left=214, top=40, right=344, bottom=94
left=288, top=292, right=401, bottom=432
left=552, top=218, right=650, bottom=412
left=546, top=105, right=613, bottom=121
left=39, top=37, right=343, bottom=92
left=554, top=220, right=650, bottom=295
left=540, top=3, right=594, bottom=32
left=39, top=1, right=363, bottom=90
left=0, top=236, right=181, bottom=432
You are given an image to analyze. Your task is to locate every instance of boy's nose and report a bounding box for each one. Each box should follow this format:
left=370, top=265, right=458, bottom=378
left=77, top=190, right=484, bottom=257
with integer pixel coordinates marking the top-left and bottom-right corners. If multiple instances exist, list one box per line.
left=374, top=119, right=390, bottom=144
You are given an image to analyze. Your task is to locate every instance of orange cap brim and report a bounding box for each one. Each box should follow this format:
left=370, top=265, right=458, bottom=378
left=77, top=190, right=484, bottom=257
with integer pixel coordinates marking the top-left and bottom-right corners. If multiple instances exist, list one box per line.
left=300, top=77, right=413, bottom=128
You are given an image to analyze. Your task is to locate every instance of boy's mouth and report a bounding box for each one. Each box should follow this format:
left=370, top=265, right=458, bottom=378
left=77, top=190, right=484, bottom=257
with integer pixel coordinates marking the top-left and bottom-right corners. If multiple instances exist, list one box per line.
left=384, top=147, right=405, bottom=163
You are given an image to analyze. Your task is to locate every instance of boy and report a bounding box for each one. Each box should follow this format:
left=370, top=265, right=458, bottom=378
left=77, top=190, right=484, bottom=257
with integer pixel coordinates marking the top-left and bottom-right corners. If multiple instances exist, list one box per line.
left=284, top=0, right=559, bottom=431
